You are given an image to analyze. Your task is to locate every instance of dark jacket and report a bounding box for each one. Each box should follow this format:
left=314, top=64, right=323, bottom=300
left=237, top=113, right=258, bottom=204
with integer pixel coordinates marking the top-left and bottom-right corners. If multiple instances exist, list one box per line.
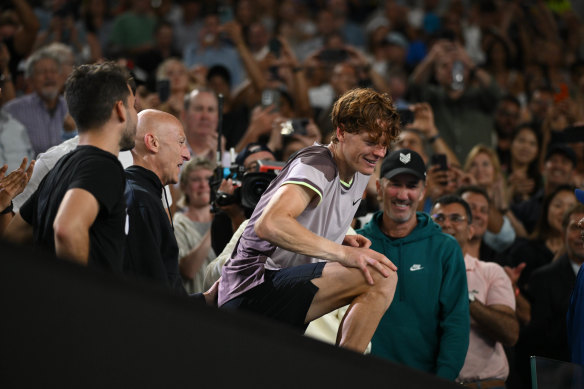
left=124, top=166, right=185, bottom=295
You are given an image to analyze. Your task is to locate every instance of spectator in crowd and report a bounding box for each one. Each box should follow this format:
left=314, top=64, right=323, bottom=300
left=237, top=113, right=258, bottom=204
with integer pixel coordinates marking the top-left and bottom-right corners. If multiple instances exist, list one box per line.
left=182, top=87, right=222, bottom=162
left=505, top=124, right=542, bottom=205
left=134, top=21, right=182, bottom=81
left=0, top=0, right=40, bottom=82
left=464, top=145, right=520, bottom=248
left=3, top=62, right=136, bottom=273
left=506, top=184, right=577, bottom=296
left=173, top=157, right=216, bottom=294
left=124, top=109, right=190, bottom=294
left=183, top=12, right=244, bottom=90
left=171, top=0, right=203, bottom=54
left=155, top=57, right=191, bottom=119
left=431, top=195, right=518, bottom=388
left=408, top=38, right=501, bottom=162
left=210, top=142, right=277, bottom=254
left=521, top=86, right=554, bottom=127
left=458, top=185, right=531, bottom=325
left=458, top=186, right=514, bottom=266
left=3, top=47, right=68, bottom=155
left=493, top=95, right=522, bottom=170
left=523, top=203, right=584, bottom=360
left=483, top=36, right=526, bottom=102
left=358, top=149, right=469, bottom=380
left=205, top=64, right=250, bottom=150
left=108, top=0, right=157, bottom=58
left=511, top=144, right=577, bottom=234
left=74, top=0, right=114, bottom=63
left=513, top=203, right=584, bottom=389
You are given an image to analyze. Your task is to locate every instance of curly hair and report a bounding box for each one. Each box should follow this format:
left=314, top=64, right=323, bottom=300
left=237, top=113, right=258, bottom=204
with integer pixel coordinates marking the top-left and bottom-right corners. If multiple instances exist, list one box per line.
left=330, top=88, right=400, bottom=148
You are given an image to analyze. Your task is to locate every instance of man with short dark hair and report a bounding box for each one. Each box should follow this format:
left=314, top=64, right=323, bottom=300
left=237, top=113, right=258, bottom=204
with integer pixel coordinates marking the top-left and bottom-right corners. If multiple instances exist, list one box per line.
left=511, top=143, right=577, bottom=234
left=431, top=195, right=518, bottom=388
left=358, top=149, right=469, bottom=380
left=523, top=203, right=584, bottom=364
left=4, top=62, right=137, bottom=274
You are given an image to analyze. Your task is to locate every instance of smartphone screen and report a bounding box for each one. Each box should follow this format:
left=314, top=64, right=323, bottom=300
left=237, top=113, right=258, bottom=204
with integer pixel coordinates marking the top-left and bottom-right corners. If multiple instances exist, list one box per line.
left=261, top=89, right=280, bottom=111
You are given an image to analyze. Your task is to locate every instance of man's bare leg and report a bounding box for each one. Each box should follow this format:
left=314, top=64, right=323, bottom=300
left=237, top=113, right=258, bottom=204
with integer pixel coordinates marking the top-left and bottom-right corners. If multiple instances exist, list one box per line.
left=306, top=262, right=398, bottom=353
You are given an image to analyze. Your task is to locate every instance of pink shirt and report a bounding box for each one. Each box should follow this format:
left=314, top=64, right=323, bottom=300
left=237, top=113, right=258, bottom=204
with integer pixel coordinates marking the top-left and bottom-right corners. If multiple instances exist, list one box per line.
left=457, top=254, right=516, bottom=382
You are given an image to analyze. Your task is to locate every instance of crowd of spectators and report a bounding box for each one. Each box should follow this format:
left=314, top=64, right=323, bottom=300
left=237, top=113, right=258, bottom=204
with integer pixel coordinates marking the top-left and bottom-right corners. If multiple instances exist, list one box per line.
left=2, top=0, right=584, bottom=387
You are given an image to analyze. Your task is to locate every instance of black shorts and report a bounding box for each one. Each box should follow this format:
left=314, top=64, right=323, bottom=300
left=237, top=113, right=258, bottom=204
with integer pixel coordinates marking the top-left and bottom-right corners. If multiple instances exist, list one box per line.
left=222, top=262, right=326, bottom=332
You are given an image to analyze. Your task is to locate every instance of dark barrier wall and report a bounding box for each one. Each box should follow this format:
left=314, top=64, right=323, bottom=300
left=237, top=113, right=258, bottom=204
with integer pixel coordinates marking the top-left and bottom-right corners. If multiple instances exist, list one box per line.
left=0, top=241, right=461, bottom=388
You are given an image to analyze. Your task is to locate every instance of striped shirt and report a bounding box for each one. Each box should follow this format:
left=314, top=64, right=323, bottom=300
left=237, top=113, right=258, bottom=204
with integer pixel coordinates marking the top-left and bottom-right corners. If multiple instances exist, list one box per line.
left=3, top=93, right=68, bottom=156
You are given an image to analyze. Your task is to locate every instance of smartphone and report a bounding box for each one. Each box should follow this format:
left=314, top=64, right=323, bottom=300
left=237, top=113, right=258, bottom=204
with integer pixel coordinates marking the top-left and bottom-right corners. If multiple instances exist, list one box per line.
left=156, top=79, right=170, bottom=103
left=261, top=88, right=280, bottom=111
left=430, top=153, right=448, bottom=171
left=268, top=38, right=282, bottom=58
left=451, top=60, right=464, bottom=91
left=397, top=109, right=414, bottom=127
left=280, top=118, right=309, bottom=137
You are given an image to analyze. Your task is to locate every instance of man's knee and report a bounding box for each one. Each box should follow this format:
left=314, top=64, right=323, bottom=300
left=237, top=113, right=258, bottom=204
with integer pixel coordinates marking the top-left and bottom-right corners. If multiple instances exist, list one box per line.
left=369, top=270, right=398, bottom=304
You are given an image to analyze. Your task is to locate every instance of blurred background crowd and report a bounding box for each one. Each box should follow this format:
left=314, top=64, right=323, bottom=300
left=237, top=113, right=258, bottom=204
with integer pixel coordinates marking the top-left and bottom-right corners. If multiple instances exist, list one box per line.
left=1, top=0, right=584, bottom=388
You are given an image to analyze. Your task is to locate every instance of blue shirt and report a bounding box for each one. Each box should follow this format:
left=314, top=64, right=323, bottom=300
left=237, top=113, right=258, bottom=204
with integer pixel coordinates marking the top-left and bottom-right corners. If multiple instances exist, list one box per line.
left=3, top=93, right=68, bottom=155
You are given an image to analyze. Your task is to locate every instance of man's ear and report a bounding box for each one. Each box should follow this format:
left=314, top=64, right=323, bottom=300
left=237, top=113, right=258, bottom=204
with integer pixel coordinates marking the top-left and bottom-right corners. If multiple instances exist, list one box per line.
left=115, top=100, right=126, bottom=123
left=336, top=126, right=345, bottom=143
left=419, top=183, right=426, bottom=202
left=468, top=224, right=475, bottom=241
left=144, top=133, right=159, bottom=152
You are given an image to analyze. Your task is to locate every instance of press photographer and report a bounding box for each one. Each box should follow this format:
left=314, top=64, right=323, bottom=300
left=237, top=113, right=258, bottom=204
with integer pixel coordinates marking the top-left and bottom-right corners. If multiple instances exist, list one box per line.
left=210, top=143, right=282, bottom=254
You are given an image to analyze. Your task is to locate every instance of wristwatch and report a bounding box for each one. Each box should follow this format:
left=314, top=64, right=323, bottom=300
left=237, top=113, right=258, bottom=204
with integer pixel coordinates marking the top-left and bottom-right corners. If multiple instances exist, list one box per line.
left=468, top=291, right=476, bottom=302
left=0, top=200, right=13, bottom=215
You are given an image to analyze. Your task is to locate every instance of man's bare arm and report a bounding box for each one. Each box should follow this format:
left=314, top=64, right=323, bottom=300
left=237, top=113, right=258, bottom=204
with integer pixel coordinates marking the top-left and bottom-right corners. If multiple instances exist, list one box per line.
left=2, top=212, right=33, bottom=243
left=469, top=302, right=519, bottom=346
left=53, top=188, right=99, bottom=265
left=254, top=184, right=396, bottom=284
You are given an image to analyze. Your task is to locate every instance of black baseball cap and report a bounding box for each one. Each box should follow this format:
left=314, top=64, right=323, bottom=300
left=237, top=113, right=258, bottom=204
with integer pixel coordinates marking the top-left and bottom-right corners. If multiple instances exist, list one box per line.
left=545, top=143, right=577, bottom=166
left=380, top=149, right=426, bottom=181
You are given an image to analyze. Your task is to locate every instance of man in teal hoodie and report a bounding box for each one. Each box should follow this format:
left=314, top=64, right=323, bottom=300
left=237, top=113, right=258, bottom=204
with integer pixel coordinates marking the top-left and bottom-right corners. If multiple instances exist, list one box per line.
left=357, top=148, right=469, bottom=380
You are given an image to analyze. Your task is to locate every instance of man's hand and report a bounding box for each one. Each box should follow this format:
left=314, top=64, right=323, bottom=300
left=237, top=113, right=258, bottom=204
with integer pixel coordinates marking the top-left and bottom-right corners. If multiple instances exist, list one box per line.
left=0, top=158, right=35, bottom=210
left=203, top=278, right=220, bottom=306
left=504, top=262, right=526, bottom=286
left=340, top=245, right=397, bottom=285
left=342, top=234, right=371, bottom=249
left=426, top=165, right=459, bottom=200
left=407, top=103, right=439, bottom=138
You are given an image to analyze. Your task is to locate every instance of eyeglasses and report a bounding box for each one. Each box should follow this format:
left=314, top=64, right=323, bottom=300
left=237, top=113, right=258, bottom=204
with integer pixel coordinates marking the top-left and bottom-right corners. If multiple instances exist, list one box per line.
left=431, top=213, right=467, bottom=224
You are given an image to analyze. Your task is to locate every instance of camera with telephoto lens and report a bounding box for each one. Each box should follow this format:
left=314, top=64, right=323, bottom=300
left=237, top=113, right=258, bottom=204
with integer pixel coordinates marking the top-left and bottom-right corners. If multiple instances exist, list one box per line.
left=209, top=159, right=285, bottom=214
